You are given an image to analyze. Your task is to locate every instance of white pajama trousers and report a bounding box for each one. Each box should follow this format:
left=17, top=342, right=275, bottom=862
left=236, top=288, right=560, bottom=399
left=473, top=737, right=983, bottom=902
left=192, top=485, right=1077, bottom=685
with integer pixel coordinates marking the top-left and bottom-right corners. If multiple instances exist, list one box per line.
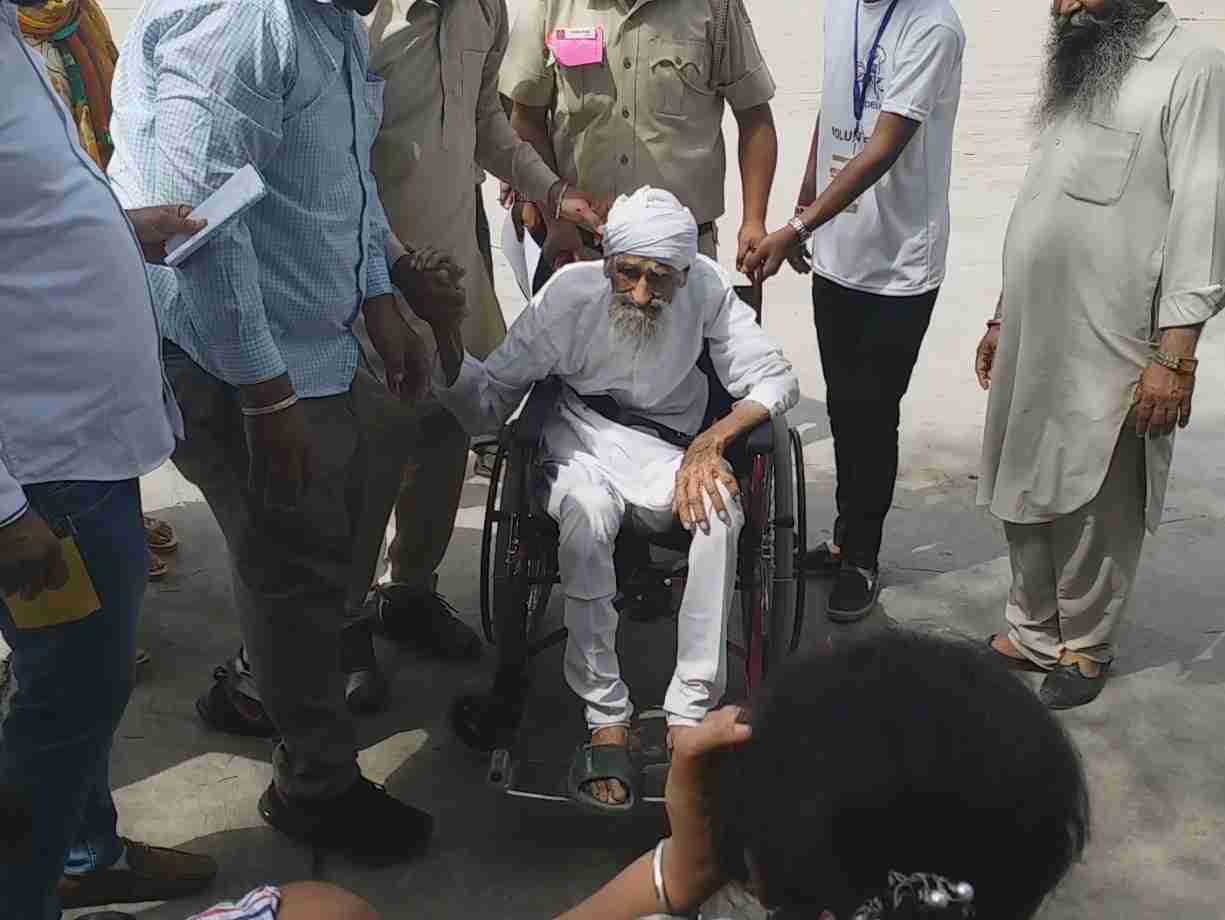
left=545, top=460, right=744, bottom=729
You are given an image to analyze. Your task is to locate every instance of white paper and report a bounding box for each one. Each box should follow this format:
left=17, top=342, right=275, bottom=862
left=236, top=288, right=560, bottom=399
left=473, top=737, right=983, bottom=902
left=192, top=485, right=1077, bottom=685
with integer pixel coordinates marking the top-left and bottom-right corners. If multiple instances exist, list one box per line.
left=500, top=210, right=542, bottom=301
left=165, top=164, right=267, bottom=267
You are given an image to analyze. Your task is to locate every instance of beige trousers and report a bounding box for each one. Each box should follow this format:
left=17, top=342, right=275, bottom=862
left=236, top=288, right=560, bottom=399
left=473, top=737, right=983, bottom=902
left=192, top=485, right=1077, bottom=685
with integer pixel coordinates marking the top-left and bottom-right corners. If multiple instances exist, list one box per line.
left=1003, top=431, right=1146, bottom=668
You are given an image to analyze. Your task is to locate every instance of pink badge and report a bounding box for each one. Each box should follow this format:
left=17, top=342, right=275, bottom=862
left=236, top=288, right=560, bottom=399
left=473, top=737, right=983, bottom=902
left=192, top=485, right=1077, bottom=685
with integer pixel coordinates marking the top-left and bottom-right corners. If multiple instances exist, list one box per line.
left=546, top=26, right=605, bottom=67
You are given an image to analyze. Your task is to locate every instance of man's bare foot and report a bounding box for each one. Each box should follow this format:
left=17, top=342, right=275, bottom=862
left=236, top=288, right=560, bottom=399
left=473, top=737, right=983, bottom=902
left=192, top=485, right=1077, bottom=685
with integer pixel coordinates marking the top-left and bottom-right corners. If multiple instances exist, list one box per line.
left=586, top=725, right=630, bottom=805
left=1059, top=651, right=1103, bottom=678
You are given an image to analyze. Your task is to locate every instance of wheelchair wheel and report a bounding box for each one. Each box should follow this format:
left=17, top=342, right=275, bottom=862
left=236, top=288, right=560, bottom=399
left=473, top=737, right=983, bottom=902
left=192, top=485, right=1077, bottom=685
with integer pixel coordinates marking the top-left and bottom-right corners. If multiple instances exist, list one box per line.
left=740, top=417, right=807, bottom=693
left=480, top=442, right=558, bottom=649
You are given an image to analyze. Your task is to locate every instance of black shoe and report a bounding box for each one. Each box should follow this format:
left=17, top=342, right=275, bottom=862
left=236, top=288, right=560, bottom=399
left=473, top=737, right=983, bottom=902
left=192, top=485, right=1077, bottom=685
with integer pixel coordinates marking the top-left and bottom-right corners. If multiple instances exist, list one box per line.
left=1040, top=660, right=1112, bottom=710
left=826, top=564, right=881, bottom=623
left=196, top=665, right=277, bottom=739
left=258, top=777, right=433, bottom=867
left=374, top=587, right=482, bottom=661
left=801, top=541, right=843, bottom=577
left=450, top=690, right=524, bottom=753
left=340, top=619, right=388, bottom=714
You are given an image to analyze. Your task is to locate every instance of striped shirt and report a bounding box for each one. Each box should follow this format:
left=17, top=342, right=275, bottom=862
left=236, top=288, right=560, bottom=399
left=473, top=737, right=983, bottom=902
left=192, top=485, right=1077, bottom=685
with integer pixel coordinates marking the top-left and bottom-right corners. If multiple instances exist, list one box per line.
left=109, top=0, right=394, bottom=398
left=189, top=886, right=281, bottom=920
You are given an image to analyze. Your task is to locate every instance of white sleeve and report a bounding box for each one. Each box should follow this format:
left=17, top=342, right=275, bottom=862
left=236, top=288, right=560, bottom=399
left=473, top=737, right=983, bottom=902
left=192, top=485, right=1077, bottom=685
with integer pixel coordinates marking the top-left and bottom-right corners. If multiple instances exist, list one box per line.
left=433, top=299, right=563, bottom=436
left=704, top=289, right=799, bottom=419
left=0, top=450, right=29, bottom=529
left=880, top=21, right=963, bottom=124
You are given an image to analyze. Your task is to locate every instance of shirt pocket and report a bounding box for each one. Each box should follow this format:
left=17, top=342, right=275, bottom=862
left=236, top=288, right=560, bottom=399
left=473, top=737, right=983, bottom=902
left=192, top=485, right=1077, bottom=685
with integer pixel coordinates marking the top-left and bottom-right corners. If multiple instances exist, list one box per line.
left=1062, top=122, right=1141, bottom=206
left=648, top=39, right=712, bottom=117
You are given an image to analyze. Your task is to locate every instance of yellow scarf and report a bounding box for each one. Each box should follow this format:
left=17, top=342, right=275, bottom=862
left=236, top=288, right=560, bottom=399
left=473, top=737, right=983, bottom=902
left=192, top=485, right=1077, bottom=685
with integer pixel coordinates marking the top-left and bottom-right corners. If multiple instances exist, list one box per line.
left=18, top=0, right=118, bottom=169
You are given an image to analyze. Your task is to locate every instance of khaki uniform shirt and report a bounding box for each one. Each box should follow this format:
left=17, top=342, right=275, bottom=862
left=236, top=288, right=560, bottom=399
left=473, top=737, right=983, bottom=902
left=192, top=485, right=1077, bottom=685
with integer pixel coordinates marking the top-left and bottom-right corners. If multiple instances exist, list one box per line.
left=499, top=0, right=775, bottom=225
left=978, top=6, right=1225, bottom=532
left=366, top=0, right=558, bottom=359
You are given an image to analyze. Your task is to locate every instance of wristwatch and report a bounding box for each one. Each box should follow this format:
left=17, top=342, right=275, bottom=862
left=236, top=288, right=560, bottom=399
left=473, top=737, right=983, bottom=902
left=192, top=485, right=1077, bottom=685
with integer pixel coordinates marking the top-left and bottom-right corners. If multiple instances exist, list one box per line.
left=787, top=216, right=813, bottom=243
left=1152, top=351, right=1198, bottom=375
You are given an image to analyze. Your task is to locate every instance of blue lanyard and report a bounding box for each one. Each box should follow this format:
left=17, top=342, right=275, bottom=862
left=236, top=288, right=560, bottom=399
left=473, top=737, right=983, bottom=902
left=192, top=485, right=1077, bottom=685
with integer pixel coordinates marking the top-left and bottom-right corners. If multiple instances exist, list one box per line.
left=853, top=0, right=902, bottom=127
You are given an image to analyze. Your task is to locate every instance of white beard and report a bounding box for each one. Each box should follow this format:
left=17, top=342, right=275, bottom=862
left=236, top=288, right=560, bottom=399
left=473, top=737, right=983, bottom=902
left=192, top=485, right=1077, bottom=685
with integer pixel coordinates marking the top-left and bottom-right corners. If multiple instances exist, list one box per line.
left=608, top=293, right=667, bottom=348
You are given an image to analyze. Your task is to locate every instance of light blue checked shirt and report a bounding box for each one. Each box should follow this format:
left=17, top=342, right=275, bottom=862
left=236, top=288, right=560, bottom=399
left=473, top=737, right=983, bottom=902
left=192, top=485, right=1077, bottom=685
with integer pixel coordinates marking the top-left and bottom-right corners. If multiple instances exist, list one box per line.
left=109, top=0, right=394, bottom=398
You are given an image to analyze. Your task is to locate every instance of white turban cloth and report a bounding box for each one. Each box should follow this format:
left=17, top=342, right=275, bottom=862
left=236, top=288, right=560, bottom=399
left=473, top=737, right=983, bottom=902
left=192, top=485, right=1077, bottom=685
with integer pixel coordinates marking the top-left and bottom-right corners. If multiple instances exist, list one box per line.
left=601, top=186, right=699, bottom=271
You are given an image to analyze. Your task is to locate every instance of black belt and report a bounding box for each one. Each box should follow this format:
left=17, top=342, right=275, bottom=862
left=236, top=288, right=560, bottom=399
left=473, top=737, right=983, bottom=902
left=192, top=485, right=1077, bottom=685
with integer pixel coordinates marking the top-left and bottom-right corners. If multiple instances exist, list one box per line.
left=571, top=387, right=694, bottom=450
left=579, top=222, right=715, bottom=252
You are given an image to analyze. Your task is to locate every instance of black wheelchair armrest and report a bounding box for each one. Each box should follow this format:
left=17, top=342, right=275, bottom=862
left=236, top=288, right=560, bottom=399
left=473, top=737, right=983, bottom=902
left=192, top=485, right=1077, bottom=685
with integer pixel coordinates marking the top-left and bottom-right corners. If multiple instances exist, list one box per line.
left=742, top=417, right=775, bottom=455
left=505, top=376, right=563, bottom=450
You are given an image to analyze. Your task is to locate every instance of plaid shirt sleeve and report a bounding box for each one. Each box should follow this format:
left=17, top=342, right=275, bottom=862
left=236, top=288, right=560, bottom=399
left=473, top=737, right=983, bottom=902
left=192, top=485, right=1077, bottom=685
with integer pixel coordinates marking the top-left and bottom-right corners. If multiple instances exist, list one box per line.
left=356, top=25, right=393, bottom=301
left=150, top=3, right=295, bottom=386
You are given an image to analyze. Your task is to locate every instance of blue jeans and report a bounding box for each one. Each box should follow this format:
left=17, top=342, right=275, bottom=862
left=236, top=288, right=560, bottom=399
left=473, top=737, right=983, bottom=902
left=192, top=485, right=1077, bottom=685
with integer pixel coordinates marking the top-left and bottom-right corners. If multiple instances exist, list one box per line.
left=0, top=479, right=146, bottom=920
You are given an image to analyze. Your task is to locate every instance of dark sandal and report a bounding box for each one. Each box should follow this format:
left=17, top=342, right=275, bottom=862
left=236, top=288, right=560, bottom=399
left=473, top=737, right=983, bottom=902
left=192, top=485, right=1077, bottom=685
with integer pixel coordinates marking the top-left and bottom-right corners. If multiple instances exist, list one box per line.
left=986, top=634, right=1046, bottom=673
left=1040, top=660, right=1112, bottom=710
left=450, top=691, right=523, bottom=753
left=567, top=741, right=638, bottom=815
left=195, top=666, right=277, bottom=739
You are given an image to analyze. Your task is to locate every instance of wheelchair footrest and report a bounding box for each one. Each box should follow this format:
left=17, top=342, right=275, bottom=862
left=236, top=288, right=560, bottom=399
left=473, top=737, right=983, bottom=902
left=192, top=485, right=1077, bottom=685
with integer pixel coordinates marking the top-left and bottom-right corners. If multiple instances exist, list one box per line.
left=487, top=710, right=671, bottom=807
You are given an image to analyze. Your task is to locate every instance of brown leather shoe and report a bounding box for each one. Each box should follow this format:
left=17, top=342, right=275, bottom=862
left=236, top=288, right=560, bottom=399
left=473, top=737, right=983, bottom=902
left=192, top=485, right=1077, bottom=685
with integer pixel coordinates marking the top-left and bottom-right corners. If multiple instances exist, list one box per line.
left=59, top=839, right=217, bottom=909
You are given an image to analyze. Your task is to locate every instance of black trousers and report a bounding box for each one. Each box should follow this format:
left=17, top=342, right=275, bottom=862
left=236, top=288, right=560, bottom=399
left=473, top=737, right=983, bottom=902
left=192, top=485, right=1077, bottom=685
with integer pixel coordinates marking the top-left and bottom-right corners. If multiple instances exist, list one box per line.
left=812, top=272, right=938, bottom=570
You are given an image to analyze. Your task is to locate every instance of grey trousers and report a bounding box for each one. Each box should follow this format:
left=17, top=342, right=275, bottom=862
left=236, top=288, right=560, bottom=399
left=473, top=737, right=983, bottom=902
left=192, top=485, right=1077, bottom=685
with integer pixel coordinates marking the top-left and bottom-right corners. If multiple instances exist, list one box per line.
left=164, top=341, right=415, bottom=800
left=1003, top=431, right=1147, bottom=668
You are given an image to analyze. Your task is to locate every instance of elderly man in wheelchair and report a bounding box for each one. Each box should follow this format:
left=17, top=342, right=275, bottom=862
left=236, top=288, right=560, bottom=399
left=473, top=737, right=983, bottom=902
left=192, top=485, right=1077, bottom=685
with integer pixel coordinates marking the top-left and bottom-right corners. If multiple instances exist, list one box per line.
left=424, top=187, right=799, bottom=813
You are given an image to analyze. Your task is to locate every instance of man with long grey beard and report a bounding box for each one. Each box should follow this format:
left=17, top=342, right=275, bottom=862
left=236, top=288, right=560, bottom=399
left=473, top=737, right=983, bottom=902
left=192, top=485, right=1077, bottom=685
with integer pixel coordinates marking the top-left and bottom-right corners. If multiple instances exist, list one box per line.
left=975, top=0, right=1224, bottom=709
left=422, top=187, right=797, bottom=809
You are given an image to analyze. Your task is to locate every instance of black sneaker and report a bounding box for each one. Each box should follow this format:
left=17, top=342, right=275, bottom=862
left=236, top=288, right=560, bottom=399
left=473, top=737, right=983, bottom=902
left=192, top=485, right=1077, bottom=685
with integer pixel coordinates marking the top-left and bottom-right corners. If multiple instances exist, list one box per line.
left=374, top=587, right=482, bottom=661
left=196, top=665, right=277, bottom=739
left=259, top=777, right=434, bottom=867
left=826, top=565, right=881, bottom=623
left=801, top=541, right=843, bottom=577
left=1040, top=660, right=1112, bottom=710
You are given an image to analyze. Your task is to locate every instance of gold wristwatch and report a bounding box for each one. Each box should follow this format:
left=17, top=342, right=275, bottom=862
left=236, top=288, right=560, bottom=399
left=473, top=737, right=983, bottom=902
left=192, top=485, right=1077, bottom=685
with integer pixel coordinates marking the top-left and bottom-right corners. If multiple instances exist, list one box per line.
left=1152, top=351, right=1198, bottom=375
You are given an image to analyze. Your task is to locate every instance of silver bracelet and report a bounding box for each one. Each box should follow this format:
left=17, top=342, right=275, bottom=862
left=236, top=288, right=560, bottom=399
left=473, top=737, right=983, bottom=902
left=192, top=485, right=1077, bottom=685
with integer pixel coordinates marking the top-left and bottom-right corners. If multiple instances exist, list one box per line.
left=652, top=839, right=675, bottom=915
left=240, top=394, right=299, bottom=417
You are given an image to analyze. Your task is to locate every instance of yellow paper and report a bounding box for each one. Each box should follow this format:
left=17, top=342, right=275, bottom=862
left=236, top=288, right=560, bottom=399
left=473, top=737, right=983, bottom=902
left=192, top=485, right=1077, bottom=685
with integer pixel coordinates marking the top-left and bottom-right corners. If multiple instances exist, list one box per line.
left=4, top=537, right=101, bottom=630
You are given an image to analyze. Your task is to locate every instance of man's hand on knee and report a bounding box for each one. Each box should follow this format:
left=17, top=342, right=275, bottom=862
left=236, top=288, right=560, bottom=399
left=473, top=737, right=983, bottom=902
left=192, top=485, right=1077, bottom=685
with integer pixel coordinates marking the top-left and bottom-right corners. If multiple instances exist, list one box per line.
left=674, top=431, right=739, bottom=535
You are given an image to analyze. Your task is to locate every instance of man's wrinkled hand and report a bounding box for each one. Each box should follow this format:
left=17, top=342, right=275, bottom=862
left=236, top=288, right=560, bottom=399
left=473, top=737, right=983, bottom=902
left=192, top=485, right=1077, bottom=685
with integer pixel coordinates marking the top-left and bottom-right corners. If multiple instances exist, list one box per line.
left=976, top=325, right=1001, bottom=390
left=362, top=295, right=431, bottom=401
left=735, top=221, right=768, bottom=275
left=0, top=510, right=69, bottom=601
left=126, top=204, right=206, bottom=264
left=392, top=248, right=466, bottom=330
left=674, top=434, right=739, bottom=535
left=1133, top=363, right=1194, bottom=438
left=557, top=187, right=609, bottom=238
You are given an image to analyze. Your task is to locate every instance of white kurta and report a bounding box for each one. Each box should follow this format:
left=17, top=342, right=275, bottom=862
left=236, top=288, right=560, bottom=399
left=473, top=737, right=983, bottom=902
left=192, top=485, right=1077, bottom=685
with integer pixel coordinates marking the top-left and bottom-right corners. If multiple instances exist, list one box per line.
left=979, top=6, right=1225, bottom=533
left=436, top=256, right=799, bottom=512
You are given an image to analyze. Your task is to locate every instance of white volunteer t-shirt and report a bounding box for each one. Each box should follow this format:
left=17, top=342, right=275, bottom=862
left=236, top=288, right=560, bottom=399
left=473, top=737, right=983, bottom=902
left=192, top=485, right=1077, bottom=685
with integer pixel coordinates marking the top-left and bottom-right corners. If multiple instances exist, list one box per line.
left=811, top=0, right=964, bottom=295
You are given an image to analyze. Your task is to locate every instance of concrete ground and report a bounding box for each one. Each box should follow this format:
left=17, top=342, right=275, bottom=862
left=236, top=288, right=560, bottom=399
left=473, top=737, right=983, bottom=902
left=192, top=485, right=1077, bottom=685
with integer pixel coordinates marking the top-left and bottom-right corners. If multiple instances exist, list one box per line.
left=12, top=0, right=1225, bottom=917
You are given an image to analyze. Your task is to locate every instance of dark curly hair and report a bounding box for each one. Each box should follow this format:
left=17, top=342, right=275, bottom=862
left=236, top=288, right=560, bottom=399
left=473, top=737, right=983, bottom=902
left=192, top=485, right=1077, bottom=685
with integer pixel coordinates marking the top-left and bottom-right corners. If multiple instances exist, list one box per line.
left=716, top=629, right=1090, bottom=919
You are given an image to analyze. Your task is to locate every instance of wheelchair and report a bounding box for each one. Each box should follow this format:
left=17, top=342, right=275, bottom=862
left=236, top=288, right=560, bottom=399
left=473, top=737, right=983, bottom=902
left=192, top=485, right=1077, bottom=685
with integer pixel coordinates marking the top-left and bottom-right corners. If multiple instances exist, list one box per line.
left=452, top=284, right=807, bottom=806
